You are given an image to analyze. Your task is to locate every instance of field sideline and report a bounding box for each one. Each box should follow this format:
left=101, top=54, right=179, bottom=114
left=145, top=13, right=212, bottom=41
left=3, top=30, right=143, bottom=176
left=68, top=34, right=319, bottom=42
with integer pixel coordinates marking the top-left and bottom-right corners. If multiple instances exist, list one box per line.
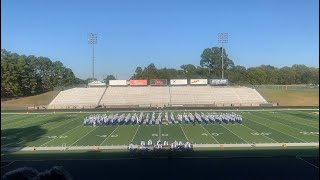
left=1, top=109, right=319, bottom=152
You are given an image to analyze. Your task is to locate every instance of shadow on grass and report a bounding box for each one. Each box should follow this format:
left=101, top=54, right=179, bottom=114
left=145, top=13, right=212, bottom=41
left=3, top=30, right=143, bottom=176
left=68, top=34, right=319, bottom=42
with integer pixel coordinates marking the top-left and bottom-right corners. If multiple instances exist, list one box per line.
left=1, top=126, right=47, bottom=150
left=1, top=115, right=77, bottom=151
left=1, top=148, right=319, bottom=180
left=2, top=147, right=319, bottom=161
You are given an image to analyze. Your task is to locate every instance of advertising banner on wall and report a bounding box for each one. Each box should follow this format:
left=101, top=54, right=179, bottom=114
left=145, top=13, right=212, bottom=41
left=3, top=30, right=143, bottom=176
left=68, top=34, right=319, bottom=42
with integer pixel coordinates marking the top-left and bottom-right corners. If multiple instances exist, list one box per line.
left=109, top=80, right=127, bottom=86
left=209, top=79, right=228, bottom=85
left=150, top=79, right=167, bottom=85
left=190, top=79, right=208, bottom=85
left=88, top=81, right=106, bottom=86
left=170, top=79, right=188, bottom=85
left=130, top=80, right=148, bottom=86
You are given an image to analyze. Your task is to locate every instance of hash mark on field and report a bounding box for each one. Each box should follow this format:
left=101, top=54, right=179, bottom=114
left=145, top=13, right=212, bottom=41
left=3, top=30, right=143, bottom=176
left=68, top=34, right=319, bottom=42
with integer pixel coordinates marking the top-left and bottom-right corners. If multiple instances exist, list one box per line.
left=179, top=125, right=189, bottom=142
left=100, top=126, right=120, bottom=146
left=240, top=124, right=278, bottom=143
left=200, top=125, right=219, bottom=144
left=221, top=125, right=249, bottom=144
left=40, top=124, right=83, bottom=147
left=69, top=127, right=98, bottom=146
left=131, top=125, right=140, bottom=142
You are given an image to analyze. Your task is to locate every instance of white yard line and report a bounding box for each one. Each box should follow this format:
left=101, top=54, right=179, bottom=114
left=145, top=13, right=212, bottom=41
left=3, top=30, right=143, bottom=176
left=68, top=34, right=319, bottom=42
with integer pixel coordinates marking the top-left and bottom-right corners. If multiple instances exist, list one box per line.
left=240, top=124, right=278, bottom=143
left=2, top=116, right=42, bottom=127
left=200, top=124, right=219, bottom=143
left=179, top=125, right=190, bottom=142
left=278, top=111, right=319, bottom=121
left=159, top=124, right=161, bottom=141
left=1, top=161, right=16, bottom=169
left=221, top=125, right=249, bottom=144
left=3, top=116, right=83, bottom=147
left=40, top=124, right=83, bottom=147
left=1, top=114, right=26, bottom=122
left=99, top=126, right=120, bottom=146
left=296, top=157, right=319, bottom=169
left=2, top=115, right=53, bottom=128
left=251, top=113, right=318, bottom=136
left=130, top=125, right=140, bottom=142
left=246, top=116, right=307, bottom=143
left=297, top=110, right=319, bottom=117
left=69, top=127, right=98, bottom=146
left=264, top=112, right=319, bottom=128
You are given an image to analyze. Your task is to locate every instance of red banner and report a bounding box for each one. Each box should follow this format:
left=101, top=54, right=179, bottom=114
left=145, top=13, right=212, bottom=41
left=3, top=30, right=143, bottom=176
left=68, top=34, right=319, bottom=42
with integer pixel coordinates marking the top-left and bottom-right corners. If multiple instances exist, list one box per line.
left=130, top=80, right=148, bottom=86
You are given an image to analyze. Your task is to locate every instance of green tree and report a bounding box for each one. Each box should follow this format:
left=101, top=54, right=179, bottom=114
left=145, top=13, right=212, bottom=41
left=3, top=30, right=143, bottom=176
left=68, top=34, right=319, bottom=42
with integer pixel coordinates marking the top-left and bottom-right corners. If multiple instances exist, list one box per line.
left=200, top=47, right=235, bottom=78
left=104, top=75, right=116, bottom=85
left=180, top=64, right=199, bottom=78
left=1, top=49, right=79, bottom=98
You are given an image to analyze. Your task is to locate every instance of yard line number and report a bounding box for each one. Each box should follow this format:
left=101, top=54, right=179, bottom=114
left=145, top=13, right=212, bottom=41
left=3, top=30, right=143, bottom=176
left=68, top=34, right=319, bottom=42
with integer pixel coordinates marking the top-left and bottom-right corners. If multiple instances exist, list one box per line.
left=300, top=131, right=319, bottom=135
left=251, top=132, right=271, bottom=136
left=46, top=136, right=68, bottom=139
left=201, top=133, right=223, bottom=136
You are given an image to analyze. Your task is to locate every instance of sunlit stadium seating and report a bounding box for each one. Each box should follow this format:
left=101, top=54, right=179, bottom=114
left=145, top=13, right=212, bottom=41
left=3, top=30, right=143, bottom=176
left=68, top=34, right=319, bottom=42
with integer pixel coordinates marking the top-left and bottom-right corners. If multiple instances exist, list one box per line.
left=48, top=87, right=106, bottom=109
left=169, top=86, right=266, bottom=106
left=212, top=87, right=267, bottom=105
left=49, top=86, right=267, bottom=108
left=100, top=86, right=170, bottom=107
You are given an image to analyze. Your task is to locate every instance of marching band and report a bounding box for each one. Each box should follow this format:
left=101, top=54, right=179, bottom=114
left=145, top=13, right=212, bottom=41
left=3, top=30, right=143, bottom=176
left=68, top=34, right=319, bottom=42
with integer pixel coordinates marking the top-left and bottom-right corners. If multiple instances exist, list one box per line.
left=128, top=140, right=193, bottom=153
left=83, top=112, right=243, bottom=126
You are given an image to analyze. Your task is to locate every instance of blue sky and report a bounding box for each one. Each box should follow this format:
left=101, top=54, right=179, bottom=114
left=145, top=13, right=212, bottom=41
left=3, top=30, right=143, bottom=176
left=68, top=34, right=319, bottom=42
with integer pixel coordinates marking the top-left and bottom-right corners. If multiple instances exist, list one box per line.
left=1, top=0, right=319, bottom=80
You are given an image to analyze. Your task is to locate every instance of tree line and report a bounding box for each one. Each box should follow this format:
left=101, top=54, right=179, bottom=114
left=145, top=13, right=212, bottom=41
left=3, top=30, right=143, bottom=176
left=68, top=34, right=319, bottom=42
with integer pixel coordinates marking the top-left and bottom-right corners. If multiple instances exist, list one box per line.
left=1, top=49, right=84, bottom=98
left=131, top=47, right=319, bottom=85
left=1, top=47, right=318, bottom=98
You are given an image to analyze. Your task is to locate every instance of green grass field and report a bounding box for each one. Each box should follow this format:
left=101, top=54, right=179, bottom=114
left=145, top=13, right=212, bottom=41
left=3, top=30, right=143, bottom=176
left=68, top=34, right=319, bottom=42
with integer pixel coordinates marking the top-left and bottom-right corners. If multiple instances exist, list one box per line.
left=1, top=109, right=319, bottom=149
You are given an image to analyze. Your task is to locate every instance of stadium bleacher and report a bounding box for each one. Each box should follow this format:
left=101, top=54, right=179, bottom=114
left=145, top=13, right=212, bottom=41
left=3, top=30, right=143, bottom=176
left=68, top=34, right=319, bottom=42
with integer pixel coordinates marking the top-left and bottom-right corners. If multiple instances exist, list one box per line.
left=99, top=86, right=170, bottom=107
left=48, top=87, right=106, bottom=109
left=48, top=85, right=267, bottom=109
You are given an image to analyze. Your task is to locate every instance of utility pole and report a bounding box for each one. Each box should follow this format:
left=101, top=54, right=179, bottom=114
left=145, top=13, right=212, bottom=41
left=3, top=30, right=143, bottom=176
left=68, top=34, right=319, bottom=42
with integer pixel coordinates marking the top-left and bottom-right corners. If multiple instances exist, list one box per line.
left=218, top=33, right=228, bottom=79
left=88, top=33, right=97, bottom=81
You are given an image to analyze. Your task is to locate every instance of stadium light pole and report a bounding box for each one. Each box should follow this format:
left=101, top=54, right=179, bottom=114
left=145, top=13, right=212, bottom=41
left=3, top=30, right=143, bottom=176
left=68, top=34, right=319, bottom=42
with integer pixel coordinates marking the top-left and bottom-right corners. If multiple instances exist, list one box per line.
left=88, top=33, right=97, bottom=81
left=218, top=33, right=228, bottom=79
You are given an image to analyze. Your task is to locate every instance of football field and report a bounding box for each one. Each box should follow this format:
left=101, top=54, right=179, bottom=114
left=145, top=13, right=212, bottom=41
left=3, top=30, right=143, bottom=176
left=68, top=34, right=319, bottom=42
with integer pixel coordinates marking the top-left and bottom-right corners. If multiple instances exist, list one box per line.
left=1, top=109, right=319, bottom=149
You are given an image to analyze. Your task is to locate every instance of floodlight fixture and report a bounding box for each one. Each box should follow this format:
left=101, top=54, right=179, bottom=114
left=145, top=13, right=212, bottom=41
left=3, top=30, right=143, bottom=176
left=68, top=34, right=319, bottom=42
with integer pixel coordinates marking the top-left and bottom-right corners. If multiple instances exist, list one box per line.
left=88, top=33, right=97, bottom=81
left=218, top=32, right=228, bottom=79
